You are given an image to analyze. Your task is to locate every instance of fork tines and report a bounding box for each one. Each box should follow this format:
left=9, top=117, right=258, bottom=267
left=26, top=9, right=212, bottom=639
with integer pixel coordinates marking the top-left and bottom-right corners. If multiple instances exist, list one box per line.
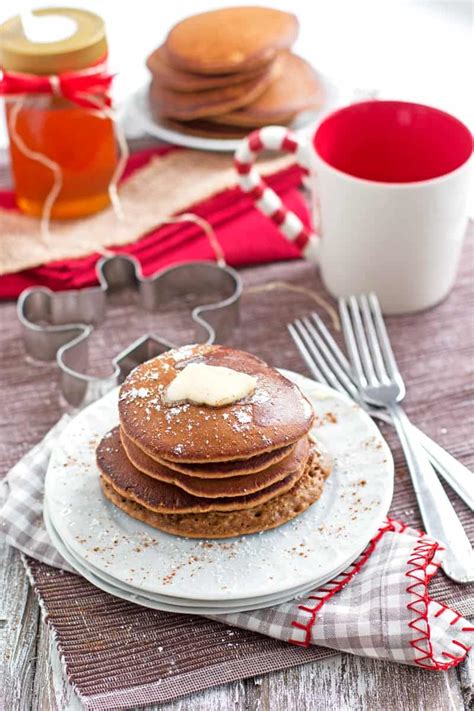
left=338, top=293, right=403, bottom=391
left=288, top=314, right=359, bottom=399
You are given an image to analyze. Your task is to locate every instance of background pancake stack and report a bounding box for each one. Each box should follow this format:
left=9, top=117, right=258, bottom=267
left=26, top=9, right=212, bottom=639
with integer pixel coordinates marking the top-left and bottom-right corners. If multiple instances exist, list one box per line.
left=97, top=344, right=332, bottom=538
left=146, top=7, right=324, bottom=138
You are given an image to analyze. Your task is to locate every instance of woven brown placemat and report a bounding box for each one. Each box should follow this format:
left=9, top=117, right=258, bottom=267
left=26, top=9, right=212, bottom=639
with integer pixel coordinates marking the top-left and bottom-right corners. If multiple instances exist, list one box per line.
left=1, top=226, right=473, bottom=708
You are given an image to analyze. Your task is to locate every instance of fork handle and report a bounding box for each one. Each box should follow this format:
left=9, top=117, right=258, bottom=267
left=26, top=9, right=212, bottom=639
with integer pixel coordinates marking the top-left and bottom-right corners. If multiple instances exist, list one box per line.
left=388, top=403, right=474, bottom=583
left=365, top=408, right=473, bottom=510
left=410, top=426, right=474, bottom=511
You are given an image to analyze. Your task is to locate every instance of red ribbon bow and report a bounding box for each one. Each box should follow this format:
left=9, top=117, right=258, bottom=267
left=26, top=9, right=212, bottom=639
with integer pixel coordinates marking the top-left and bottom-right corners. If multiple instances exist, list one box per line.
left=0, top=64, right=114, bottom=110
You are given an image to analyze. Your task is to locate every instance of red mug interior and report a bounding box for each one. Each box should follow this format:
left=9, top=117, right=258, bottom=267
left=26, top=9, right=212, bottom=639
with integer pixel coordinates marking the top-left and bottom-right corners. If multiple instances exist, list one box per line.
left=313, top=100, right=473, bottom=183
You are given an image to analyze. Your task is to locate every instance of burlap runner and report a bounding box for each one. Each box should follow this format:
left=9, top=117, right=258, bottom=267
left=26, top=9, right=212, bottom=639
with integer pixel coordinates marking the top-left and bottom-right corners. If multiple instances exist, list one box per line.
left=0, top=228, right=472, bottom=707
left=0, top=150, right=293, bottom=275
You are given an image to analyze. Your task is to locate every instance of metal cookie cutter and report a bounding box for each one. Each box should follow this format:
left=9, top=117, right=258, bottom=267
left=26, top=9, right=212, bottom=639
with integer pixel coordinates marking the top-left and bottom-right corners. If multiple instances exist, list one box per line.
left=17, top=255, right=242, bottom=408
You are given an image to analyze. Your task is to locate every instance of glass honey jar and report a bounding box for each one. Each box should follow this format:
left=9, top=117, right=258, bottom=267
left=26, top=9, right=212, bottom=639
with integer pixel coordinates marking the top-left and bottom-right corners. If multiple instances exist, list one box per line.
left=0, top=8, right=118, bottom=219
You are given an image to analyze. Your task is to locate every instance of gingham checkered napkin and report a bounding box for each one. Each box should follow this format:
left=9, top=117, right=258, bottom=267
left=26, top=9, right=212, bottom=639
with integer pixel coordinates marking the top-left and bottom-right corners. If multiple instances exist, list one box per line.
left=1, top=417, right=472, bottom=671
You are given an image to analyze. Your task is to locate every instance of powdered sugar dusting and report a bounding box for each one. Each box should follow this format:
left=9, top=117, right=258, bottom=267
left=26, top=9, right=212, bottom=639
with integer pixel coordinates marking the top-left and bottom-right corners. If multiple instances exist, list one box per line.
left=120, top=387, right=150, bottom=401
left=234, top=409, right=252, bottom=425
left=165, top=404, right=190, bottom=423
left=249, top=389, right=271, bottom=405
left=171, top=345, right=198, bottom=362
left=231, top=406, right=253, bottom=433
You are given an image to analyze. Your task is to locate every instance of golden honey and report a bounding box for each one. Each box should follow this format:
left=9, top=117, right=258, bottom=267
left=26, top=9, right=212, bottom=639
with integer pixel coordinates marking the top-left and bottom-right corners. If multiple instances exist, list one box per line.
left=0, top=8, right=118, bottom=219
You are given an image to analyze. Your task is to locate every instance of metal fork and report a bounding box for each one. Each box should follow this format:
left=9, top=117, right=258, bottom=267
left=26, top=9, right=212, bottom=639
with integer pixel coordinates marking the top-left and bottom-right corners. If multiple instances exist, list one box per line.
left=288, top=309, right=473, bottom=583
left=336, top=293, right=473, bottom=583
left=288, top=314, right=473, bottom=512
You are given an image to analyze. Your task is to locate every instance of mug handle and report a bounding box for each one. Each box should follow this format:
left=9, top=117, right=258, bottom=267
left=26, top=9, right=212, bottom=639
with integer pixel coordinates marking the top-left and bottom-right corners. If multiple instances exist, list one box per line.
left=234, top=126, right=320, bottom=262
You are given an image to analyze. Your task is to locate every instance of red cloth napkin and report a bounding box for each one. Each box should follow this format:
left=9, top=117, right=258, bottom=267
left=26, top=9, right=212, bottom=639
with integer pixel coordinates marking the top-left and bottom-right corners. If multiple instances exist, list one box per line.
left=0, top=147, right=310, bottom=299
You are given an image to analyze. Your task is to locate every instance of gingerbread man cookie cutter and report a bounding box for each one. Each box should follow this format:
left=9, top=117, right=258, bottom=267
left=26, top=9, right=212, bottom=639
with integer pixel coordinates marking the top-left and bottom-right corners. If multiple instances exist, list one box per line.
left=17, top=255, right=242, bottom=407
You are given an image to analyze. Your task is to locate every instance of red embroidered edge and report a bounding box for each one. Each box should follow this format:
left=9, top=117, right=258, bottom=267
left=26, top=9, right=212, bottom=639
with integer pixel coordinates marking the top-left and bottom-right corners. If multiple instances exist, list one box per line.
left=288, top=518, right=472, bottom=670
left=405, top=536, right=472, bottom=670
left=289, top=519, right=398, bottom=647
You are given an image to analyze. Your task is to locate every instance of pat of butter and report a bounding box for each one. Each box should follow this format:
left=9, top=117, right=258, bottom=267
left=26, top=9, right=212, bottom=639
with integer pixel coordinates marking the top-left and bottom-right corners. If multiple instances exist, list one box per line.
left=165, top=363, right=257, bottom=407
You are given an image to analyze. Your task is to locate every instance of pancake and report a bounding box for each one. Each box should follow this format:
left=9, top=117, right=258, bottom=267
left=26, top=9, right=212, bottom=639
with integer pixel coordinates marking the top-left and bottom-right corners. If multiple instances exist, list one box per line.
left=122, top=431, right=295, bottom=478
left=146, top=45, right=273, bottom=93
left=97, top=430, right=309, bottom=513
left=158, top=117, right=252, bottom=139
left=209, top=111, right=298, bottom=130
left=120, top=428, right=308, bottom=497
left=100, top=451, right=331, bottom=538
left=148, top=63, right=276, bottom=120
left=209, top=53, right=324, bottom=127
left=164, top=8, right=298, bottom=75
left=119, top=344, right=314, bottom=463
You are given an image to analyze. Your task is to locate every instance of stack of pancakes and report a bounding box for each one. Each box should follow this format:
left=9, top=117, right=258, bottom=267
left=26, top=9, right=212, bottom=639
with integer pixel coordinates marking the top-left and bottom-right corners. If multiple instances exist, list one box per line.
left=97, top=344, right=332, bottom=538
left=146, top=7, right=323, bottom=139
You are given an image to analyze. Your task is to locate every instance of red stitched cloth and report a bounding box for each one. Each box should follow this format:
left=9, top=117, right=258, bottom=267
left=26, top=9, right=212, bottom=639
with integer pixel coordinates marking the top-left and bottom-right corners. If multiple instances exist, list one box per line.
left=213, top=519, right=473, bottom=670
left=0, top=147, right=309, bottom=299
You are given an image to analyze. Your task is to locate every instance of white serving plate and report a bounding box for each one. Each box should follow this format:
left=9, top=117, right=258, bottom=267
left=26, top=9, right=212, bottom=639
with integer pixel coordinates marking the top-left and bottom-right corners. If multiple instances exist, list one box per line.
left=45, top=504, right=361, bottom=614
left=44, top=370, right=393, bottom=601
left=44, top=496, right=372, bottom=611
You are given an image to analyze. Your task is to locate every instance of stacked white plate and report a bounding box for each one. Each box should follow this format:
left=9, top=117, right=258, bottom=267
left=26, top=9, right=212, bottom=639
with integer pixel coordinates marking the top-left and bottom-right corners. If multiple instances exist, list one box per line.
left=44, top=370, right=394, bottom=615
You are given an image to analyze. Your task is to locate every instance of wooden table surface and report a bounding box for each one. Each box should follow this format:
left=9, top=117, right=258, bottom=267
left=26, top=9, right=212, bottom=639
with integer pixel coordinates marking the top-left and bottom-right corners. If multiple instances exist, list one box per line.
left=1, top=143, right=472, bottom=710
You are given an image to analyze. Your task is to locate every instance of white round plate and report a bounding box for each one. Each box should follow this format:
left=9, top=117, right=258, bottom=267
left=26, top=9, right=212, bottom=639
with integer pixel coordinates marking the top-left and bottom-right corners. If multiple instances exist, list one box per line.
left=44, top=505, right=343, bottom=614
left=120, top=74, right=343, bottom=152
left=45, top=370, right=393, bottom=601
left=44, top=496, right=371, bottom=611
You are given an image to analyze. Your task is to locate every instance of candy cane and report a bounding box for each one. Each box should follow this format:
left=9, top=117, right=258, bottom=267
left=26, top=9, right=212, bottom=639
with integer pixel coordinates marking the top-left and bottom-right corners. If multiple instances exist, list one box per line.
left=234, top=126, right=320, bottom=262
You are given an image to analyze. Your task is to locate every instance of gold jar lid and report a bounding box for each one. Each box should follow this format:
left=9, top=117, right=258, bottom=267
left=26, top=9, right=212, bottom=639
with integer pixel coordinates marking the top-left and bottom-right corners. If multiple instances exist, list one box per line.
left=0, top=7, right=107, bottom=74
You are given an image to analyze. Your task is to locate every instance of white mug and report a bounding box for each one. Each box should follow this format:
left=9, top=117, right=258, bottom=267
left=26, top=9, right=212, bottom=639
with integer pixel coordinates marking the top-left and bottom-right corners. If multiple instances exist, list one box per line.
left=234, top=100, right=473, bottom=314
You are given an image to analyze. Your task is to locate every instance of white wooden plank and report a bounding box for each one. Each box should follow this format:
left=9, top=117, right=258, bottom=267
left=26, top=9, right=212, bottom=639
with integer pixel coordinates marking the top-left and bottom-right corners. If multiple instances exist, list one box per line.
left=133, top=654, right=469, bottom=711
left=458, top=651, right=473, bottom=710
left=0, top=540, right=40, bottom=710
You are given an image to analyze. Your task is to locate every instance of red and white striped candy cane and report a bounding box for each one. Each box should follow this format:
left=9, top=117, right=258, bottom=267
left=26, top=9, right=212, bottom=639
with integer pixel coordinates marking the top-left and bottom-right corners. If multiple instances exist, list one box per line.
left=234, top=126, right=320, bottom=261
